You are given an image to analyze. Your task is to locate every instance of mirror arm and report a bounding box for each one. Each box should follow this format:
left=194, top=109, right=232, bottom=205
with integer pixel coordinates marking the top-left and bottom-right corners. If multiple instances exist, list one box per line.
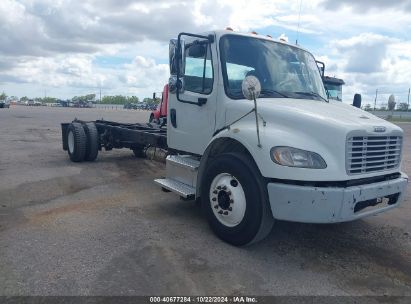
left=316, top=60, right=325, bottom=78
left=201, top=45, right=208, bottom=93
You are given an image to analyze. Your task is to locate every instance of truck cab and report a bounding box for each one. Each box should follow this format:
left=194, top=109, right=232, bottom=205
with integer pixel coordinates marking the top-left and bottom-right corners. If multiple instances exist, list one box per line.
left=160, top=30, right=407, bottom=244
left=323, top=76, right=345, bottom=102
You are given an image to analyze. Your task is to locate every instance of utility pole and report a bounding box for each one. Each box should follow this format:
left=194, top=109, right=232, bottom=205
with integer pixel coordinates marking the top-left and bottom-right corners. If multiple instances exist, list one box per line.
left=374, top=89, right=378, bottom=111
left=99, top=87, right=102, bottom=103
left=408, top=88, right=410, bottom=111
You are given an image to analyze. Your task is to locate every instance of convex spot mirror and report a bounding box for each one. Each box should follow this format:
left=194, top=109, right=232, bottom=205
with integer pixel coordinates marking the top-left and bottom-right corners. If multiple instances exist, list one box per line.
left=242, top=76, right=261, bottom=100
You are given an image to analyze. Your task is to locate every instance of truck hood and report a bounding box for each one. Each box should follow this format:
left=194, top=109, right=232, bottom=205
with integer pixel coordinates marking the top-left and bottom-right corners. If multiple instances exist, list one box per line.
left=223, top=98, right=403, bottom=181
left=256, top=98, right=392, bottom=130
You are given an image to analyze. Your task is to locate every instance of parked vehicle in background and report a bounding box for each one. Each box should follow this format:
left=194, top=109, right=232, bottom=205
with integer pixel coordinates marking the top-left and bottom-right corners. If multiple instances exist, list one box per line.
left=60, top=29, right=408, bottom=246
left=323, top=76, right=345, bottom=102
left=25, top=99, right=35, bottom=106
left=0, top=100, right=10, bottom=108
left=124, top=103, right=139, bottom=110
left=149, top=84, right=168, bottom=124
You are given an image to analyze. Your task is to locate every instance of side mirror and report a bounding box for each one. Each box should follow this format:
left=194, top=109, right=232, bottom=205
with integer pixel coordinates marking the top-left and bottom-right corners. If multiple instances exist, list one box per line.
left=353, top=93, right=362, bottom=108
left=169, top=38, right=185, bottom=94
left=169, top=38, right=185, bottom=76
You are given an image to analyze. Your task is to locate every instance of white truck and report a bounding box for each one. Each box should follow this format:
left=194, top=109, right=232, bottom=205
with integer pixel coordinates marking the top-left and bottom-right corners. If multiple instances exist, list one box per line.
left=61, top=30, right=408, bottom=246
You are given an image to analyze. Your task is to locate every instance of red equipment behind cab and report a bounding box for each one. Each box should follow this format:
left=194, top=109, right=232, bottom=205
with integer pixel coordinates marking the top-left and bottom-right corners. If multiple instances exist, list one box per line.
left=149, top=84, right=168, bottom=124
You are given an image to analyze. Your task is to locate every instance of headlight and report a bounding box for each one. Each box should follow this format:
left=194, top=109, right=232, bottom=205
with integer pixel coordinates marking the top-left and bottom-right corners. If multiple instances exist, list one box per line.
left=270, top=146, right=327, bottom=169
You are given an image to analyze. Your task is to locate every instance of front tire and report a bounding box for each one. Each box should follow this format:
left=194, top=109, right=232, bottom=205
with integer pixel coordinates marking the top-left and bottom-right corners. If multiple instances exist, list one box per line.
left=201, top=153, right=274, bottom=246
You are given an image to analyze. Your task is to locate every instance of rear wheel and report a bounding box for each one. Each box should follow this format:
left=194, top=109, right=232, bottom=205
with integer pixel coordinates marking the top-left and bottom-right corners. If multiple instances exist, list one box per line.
left=83, top=122, right=99, bottom=161
left=67, top=123, right=87, bottom=162
left=201, top=153, right=274, bottom=246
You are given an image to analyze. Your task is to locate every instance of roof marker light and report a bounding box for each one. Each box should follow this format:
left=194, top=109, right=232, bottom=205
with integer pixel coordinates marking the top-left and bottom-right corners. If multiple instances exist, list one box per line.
left=250, top=31, right=258, bottom=35
left=225, top=27, right=233, bottom=31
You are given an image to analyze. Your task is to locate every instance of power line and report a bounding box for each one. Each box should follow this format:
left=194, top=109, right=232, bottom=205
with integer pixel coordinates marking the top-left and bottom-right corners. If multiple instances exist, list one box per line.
left=295, top=0, right=303, bottom=45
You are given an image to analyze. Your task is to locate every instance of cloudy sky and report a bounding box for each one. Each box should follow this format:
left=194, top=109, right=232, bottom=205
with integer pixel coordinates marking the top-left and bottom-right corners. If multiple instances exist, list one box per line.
left=1, top=0, right=411, bottom=106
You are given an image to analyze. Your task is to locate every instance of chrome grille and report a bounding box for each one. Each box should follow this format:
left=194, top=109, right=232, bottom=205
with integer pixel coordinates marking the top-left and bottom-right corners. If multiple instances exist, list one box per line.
left=346, top=135, right=402, bottom=175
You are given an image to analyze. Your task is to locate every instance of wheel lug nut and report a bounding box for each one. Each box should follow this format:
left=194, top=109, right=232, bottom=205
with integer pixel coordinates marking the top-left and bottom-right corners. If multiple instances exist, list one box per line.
left=230, top=199, right=234, bottom=204
left=222, top=186, right=227, bottom=190
left=218, top=210, right=223, bottom=214
left=223, top=211, right=228, bottom=215
left=217, top=186, right=221, bottom=190
left=212, top=197, right=216, bottom=201
left=228, top=207, right=232, bottom=211
left=214, top=205, right=219, bottom=209
left=213, top=190, right=218, bottom=194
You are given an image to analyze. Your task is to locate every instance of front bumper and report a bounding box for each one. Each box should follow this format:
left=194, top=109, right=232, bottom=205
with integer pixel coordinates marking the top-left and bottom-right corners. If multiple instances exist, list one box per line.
left=267, top=173, right=408, bottom=223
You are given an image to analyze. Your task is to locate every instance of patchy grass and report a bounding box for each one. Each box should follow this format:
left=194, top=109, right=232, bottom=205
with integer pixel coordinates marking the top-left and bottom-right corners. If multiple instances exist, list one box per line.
left=385, top=117, right=411, bottom=123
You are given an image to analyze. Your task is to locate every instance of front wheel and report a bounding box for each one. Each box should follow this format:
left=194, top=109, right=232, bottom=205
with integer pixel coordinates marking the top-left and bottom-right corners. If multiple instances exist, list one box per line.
left=201, top=153, right=274, bottom=246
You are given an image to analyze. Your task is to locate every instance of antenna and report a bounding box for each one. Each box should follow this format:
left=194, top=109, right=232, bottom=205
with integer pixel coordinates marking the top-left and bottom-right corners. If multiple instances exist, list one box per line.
left=295, top=0, right=303, bottom=45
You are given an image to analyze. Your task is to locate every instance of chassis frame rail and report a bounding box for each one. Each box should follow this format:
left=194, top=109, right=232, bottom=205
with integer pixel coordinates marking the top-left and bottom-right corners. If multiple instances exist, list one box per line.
left=62, top=119, right=168, bottom=152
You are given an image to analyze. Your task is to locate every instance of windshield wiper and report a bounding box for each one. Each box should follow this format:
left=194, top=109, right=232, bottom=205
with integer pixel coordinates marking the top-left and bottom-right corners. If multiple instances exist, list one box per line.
left=259, top=89, right=290, bottom=98
left=292, top=91, right=329, bottom=103
left=229, top=89, right=289, bottom=99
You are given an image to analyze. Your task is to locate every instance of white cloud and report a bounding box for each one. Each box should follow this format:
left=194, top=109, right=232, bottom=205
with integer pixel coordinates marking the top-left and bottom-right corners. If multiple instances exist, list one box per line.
left=323, top=33, right=411, bottom=105
left=0, top=0, right=410, bottom=103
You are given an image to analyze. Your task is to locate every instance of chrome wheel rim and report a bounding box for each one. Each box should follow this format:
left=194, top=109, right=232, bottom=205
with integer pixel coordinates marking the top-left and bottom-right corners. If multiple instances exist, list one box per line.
left=209, top=173, right=246, bottom=227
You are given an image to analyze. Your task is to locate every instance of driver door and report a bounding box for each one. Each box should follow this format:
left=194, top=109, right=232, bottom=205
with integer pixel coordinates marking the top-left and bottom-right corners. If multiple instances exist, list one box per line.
left=167, top=33, right=218, bottom=155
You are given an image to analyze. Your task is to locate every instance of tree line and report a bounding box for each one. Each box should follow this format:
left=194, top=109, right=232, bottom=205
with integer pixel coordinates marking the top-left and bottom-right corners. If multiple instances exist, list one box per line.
left=363, top=94, right=410, bottom=111
left=0, top=92, right=160, bottom=105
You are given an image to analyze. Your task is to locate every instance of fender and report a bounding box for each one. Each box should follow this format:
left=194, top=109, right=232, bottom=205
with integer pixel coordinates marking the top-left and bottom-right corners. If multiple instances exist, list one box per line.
left=196, top=126, right=262, bottom=198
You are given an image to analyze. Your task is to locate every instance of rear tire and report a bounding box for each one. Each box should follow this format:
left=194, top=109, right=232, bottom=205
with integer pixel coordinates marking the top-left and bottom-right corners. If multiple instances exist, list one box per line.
left=83, top=122, right=99, bottom=161
left=67, top=123, right=87, bottom=162
left=201, top=152, right=274, bottom=246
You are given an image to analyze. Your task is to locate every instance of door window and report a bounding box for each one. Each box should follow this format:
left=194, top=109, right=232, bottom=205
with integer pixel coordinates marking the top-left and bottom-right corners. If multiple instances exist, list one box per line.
left=184, top=42, right=213, bottom=94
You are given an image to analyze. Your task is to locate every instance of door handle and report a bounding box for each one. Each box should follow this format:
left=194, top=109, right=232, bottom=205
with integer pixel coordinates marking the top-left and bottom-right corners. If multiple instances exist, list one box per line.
left=198, top=98, right=207, bottom=105
left=170, top=109, right=177, bottom=128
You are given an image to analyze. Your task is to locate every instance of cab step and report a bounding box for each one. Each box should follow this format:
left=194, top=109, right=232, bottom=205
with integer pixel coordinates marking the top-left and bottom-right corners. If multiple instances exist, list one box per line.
left=167, top=155, right=200, bottom=171
left=154, top=155, right=200, bottom=200
left=154, top=178, right=195, bottom=199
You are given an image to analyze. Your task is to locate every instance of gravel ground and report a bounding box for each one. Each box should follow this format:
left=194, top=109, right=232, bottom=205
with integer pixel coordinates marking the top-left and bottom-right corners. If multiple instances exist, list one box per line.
left=0, top=106, right=410, bottom=296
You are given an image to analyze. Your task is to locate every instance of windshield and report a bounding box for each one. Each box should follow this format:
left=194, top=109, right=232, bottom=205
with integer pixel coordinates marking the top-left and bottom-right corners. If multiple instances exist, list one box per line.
left=219, top=35, right=327, bottom=101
